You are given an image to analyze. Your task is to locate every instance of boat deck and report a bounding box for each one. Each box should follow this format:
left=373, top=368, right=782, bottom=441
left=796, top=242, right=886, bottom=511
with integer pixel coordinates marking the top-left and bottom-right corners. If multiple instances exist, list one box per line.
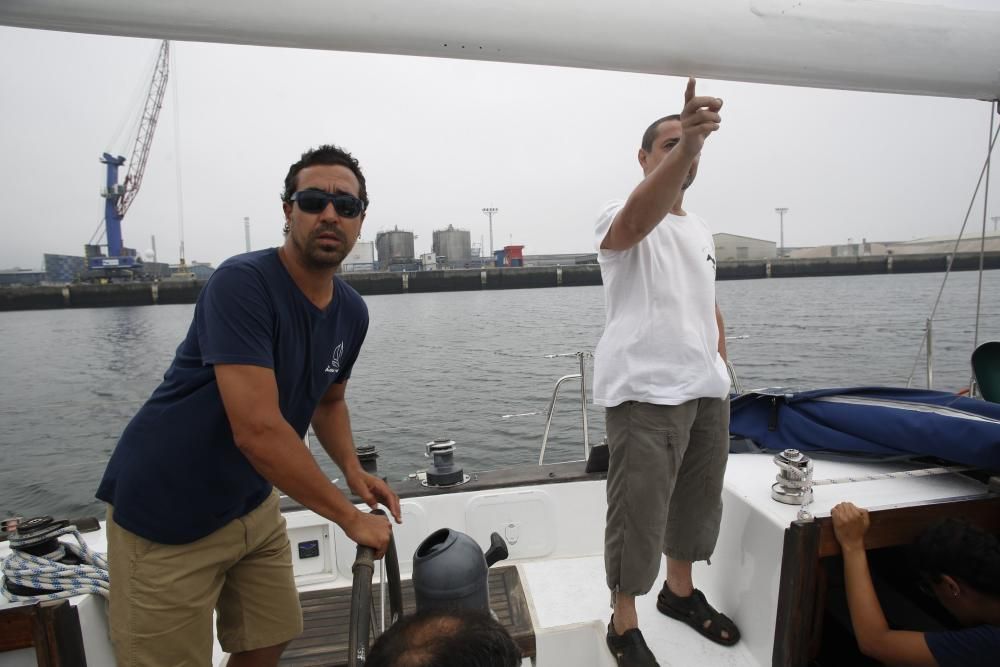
left=279, top=565, right=534, bottom=666
left=523, top=554, right=758, bottom=667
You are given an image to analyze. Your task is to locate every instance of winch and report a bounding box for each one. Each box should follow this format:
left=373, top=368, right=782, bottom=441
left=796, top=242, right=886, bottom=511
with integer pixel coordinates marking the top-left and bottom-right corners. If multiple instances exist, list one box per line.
left=355, top=443, right=379, bottom=474
left=771, top=448, right=814, bottom=505
left=423, top=439, right=470, bottom=487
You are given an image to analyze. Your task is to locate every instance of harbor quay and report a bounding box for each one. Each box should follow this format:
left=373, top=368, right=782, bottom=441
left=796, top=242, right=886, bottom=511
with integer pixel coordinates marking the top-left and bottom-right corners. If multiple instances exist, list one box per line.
left=1, top=251, right=998, bottom=312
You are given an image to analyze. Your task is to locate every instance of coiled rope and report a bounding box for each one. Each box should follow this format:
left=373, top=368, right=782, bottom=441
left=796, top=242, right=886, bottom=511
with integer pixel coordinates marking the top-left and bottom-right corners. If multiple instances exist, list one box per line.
left=1, top=520, right=109, bottom=603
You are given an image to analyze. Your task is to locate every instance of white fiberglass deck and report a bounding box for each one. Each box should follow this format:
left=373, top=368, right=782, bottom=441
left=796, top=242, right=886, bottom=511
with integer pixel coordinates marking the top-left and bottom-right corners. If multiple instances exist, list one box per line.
left=0, top=452, right=991, bottom=667
left=522, top=555, right=757, bottom=667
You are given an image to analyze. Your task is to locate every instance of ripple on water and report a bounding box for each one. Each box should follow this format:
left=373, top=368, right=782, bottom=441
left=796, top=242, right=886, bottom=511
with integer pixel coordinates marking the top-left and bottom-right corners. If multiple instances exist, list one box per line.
left=1, top=272, right=998, bottom=518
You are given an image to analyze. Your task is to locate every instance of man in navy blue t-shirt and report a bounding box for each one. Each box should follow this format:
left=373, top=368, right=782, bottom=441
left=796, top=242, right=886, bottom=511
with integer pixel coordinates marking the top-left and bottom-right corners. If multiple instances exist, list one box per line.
left=97, top=144, right=400, bottom=667
left=832, top=502, right=1000, bottom=667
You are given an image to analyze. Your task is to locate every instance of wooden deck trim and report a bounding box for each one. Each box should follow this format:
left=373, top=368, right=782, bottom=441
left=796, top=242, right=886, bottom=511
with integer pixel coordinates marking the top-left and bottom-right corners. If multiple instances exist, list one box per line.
left=816, top=494, right=1000, bottom=558
left=0, top=600, right=87, bottom=667
left=772, top=520, right=820, bottom=667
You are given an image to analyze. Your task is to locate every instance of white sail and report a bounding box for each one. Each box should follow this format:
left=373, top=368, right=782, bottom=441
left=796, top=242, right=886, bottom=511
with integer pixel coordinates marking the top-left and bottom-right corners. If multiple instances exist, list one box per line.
left=1, top=0, right=998, bottom=99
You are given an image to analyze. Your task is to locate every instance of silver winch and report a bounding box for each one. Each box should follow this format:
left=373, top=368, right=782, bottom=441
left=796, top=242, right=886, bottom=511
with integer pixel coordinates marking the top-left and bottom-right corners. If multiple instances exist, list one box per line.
left=771, top=448, right=814, bottom=505
left=423, top=439, right=470, bottom=488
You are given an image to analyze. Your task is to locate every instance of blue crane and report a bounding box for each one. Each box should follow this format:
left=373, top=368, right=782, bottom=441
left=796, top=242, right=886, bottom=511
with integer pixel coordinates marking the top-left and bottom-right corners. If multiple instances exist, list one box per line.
left=90, top=40, right=170, bottom=272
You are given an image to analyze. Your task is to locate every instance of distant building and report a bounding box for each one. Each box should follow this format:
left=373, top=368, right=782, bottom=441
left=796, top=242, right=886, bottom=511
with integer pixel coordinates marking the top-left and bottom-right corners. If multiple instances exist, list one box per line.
left=522, top=253, right=597, bottom=267
left=343, top=240, right=376, bottom=273
left=713, top=233, right=776, bottom=261
left=0, top=268, right=46, bottom=286
left=789, top=239, right=887, bottom=259
left=43, top=254, right=87, bottom=283
left=188, top=262, right=215, bottom=280
left=420, top=252, right=437, bottom=270
left=169, top=262, right=215, bottom=280
left=142, top=261, right=173, bottom=279
left=502, top=245, right=525, bottom=267
left=885, top=232, right=1000, bottom=255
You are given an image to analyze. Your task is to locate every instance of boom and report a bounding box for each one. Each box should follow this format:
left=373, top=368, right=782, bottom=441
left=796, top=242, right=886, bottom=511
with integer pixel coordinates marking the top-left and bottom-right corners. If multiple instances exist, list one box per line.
left=0, top=1, right=998, bottom=100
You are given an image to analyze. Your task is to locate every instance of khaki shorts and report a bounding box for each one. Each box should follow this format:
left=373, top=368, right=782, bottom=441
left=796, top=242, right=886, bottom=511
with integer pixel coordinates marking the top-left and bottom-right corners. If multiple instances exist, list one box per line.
left=107, top=491, right=303, bottom=666
left=604, top=397, right=730, bottom=596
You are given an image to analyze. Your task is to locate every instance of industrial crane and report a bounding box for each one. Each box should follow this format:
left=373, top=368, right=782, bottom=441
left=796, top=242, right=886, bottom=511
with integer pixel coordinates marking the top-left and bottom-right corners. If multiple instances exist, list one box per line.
left=90, top=40, right=170, bottom=272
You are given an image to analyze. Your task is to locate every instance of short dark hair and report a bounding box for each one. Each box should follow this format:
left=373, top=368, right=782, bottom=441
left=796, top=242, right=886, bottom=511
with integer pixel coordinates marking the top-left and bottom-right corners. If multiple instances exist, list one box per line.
left=366, top=609, right=521, bottom=667
left=912, top=519, right=1000, bottom=596
left=641, top=114, right=681, bottom=152
left=281, top=144, right=369, bottom=209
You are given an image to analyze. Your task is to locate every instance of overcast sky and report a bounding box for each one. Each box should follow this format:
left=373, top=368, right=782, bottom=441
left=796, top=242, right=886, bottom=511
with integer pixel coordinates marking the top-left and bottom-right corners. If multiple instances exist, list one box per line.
left=1, top=26, right=995, bottom=270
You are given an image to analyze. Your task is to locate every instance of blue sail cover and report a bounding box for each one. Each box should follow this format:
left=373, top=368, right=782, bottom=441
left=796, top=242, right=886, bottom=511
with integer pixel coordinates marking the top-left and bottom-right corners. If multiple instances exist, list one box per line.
left=729, top=387, right=1000, bottom=470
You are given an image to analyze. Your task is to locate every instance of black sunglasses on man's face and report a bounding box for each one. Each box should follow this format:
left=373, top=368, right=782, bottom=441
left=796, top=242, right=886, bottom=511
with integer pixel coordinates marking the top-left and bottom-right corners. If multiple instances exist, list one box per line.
left=290, top=190, right=366, bottom=218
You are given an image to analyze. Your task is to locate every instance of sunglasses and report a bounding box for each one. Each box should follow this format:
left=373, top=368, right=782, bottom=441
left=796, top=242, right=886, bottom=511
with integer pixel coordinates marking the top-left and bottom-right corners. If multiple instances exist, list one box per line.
left=290, top=190, right=366, bottom=218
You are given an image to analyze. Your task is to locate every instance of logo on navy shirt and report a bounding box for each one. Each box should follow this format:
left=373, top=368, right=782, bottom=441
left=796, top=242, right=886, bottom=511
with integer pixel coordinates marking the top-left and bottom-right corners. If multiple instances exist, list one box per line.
left=325, top=342, right=344, bottom=374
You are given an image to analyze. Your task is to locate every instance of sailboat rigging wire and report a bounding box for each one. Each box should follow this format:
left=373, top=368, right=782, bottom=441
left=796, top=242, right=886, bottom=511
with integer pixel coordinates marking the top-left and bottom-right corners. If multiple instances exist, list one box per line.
left=87, top=217, right=106, bottom=245
left=171, top=47, right=187, bottom=265
left=969, top=100, right=997, bottom=393
left=904, top=114, right=1000, bottom=388
left=104, top=44, right=160, bottom=154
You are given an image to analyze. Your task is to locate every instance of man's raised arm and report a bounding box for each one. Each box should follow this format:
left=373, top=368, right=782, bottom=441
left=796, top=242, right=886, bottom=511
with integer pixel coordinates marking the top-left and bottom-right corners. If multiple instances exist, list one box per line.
left=602, top=78, right=723, bottom=251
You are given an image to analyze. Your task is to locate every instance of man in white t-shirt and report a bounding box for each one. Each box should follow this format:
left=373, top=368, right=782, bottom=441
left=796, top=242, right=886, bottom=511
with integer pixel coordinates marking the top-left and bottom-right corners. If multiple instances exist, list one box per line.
left=595, top=79, right=739, bottom=666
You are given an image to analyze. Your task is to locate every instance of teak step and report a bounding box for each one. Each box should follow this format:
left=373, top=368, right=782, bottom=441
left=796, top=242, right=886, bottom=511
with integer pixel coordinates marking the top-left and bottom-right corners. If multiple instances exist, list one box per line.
left=279, top=565, right=534, bottom=667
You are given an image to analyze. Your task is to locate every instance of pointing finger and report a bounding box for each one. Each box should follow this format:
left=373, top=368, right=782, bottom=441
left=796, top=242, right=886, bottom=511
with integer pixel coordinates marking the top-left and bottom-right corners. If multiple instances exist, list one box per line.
left=685, top=77, right=696, bottom=105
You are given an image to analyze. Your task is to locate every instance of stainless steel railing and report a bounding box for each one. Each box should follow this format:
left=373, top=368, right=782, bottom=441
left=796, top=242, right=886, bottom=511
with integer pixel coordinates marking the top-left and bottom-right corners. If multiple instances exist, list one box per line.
left=538, top=351, right=591, bottom=465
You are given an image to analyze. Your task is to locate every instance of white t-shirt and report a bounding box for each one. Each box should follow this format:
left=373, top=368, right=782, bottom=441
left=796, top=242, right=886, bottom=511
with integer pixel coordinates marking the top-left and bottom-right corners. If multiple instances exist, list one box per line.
left=593, top=200, right=731, bottom=407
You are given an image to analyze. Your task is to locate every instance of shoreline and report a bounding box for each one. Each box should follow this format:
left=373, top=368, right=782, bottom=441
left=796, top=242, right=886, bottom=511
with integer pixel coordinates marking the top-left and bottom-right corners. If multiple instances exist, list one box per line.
left=2, top=251, right=998, bottom=312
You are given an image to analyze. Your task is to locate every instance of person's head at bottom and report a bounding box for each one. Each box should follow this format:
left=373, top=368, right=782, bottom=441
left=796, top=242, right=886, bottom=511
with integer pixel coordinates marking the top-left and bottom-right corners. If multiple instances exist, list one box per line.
left=912, top=517, right=1000, bottom=626
left=366, top=608, right=522, bottom=667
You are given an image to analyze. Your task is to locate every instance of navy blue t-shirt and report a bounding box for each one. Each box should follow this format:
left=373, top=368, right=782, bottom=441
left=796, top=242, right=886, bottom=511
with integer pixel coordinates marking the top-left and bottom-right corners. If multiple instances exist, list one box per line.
left=97, top=249, right=369, bottom=544
left=926, top=625, right=1000, bottom=667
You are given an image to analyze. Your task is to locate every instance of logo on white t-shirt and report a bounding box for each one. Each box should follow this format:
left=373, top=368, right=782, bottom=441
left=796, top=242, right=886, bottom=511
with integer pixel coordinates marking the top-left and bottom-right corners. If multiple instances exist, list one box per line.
left=325, top=341, right=344, bottom=374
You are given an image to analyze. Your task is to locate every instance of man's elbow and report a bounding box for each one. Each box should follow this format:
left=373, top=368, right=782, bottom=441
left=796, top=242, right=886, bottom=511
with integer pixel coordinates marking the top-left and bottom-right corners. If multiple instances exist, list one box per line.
left=604, top=218, right=644, bottom=251
left=856, top=634, right=893, bottom=663
left=231, top=419, right=278, bottom=458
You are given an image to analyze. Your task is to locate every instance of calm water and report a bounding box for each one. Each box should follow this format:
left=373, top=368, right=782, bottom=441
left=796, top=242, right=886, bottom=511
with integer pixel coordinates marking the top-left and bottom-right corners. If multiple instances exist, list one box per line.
left=2, top=270, right=998, bottom=520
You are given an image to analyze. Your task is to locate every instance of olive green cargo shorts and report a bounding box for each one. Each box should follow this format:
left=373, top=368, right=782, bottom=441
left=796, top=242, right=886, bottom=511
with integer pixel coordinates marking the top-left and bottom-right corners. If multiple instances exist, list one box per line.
left=106, top=490, right=303, bottom=665
left=604, top=397, right=730, bottom=596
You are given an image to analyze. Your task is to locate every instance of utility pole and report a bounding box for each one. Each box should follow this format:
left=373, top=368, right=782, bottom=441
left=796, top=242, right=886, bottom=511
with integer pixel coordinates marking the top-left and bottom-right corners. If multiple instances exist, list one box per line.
left=775, top=208, right=789, bottom=258
left=151, top=235, right=157, bottom=264
left=992, top=215, right=999, bottom=233
left=243, top=216, right=251, bottom=253
left=482, top=207, right=499, bottom=258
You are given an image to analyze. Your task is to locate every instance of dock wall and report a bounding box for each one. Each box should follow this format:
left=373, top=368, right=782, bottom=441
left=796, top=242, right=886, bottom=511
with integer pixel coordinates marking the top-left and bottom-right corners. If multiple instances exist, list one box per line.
left=1, top=252, right=997, bottom=312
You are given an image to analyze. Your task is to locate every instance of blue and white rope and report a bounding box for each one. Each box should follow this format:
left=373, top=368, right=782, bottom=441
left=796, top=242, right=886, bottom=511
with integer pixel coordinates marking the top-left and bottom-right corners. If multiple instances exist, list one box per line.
left=2, top=523, right=109, bottom=603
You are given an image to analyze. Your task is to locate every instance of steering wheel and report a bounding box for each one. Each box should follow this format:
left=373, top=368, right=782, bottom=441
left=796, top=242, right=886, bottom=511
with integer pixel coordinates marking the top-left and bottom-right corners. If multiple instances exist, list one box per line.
left=347, top=509, right=403, bottom=667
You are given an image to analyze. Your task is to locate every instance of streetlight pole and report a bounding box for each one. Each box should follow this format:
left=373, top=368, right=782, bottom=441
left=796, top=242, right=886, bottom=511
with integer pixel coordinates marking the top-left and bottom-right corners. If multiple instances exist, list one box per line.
left=775, top=208, right=789, bottom=258
left=482, top=207, right=499, bottom=258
